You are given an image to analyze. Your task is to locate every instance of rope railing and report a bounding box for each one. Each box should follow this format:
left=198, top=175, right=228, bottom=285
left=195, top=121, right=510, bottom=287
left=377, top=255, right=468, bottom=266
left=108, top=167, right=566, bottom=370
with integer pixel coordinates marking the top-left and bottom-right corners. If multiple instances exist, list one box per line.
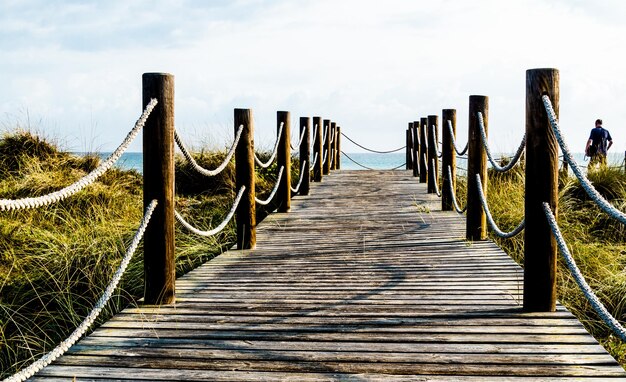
left=310, top=152, right=319, bottom=169
left=0, top=99, right=158, bottom=212
left=254, top=122, right=284, bottom=169
left=290, top=126, right=307, bottom=151
left=3, top=199, right=158, bottom=382
left=543, top=202, right=626, bottom=341
left=431, top=158, right=442, bottom=197
left=430, top=125, right=442, bottom=158
left=175, top=187, right=245, bottom=237
left=310, top=124, right=318, bottom=152
left=447, top=120, right=468, bottom=155
left=477, top=112, right=526, bottom=173
left=475, top=174, right=525, bottom=238
left=255, top=166, right=284, bottom=206
left=174, top=124, right=243, bottom=177
left=322, top=151, right=328, bottom=167
left=542, top=95, right=626, bottom=225
left=341, top=151, right=405, bottom=171
left=341, top=132, right=406, bottom=154
left=446, top=165, right=466, bottom=214
left=290, top=161, right=307, bottom=194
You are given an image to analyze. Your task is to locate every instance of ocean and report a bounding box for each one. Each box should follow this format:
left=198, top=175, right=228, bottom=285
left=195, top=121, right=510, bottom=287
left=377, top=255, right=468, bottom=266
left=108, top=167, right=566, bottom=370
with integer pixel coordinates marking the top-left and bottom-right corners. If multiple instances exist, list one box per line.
left=90, top=151, right=625, bottom=174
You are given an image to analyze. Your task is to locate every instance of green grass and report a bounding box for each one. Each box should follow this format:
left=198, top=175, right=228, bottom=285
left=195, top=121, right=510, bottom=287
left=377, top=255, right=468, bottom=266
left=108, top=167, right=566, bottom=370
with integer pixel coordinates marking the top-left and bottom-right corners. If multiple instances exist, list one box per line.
left=479, top=161, right=626, bottom=365
left=0, top=130, right=299, bottom=378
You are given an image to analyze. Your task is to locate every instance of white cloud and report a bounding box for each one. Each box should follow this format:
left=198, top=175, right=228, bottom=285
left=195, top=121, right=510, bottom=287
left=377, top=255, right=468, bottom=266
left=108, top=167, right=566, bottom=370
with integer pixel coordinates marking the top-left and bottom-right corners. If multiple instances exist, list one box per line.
left=0, top=0, right=624, bottom=158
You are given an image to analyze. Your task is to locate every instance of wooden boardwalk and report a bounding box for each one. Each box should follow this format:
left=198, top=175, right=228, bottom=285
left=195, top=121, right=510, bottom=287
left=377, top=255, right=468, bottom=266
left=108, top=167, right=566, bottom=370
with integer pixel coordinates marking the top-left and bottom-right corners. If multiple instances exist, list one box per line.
left=33, top=171, right=626, bottom=381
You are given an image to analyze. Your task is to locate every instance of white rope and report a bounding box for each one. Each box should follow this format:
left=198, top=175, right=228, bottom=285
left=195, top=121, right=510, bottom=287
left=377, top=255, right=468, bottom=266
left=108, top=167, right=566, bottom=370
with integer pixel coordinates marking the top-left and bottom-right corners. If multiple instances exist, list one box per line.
left=0, top=99, right=158, bottom=212
left=447, top=120, right=468, bottom=156
left=310, top=152, right=319, bottom=170
left=430, top=125, right=442, bottom=159
left=322, top=124, right=328, bottom=145
left=175, top=187, right=245, bottom=237
left=446, top=165, right=466, bottom=214
left=543, top=202, right=626, bottom=341
left=290, top=126, right=307, bottom=151
left=475, top=174, right=525, bottom=238
left=542, top=95, right=626, bottom=225
left=255, top=166, right=284, bottom=206
left=3, top=199, right=158, bottom=382
left=322, top=151, right=328, bottom=167
left=431, top=158, right=441, bottom=197
left=477, top=112, right=526, bottom=173
left=290, top=161, right=307, bottom=194
left=329, top=146, right=335, bottom=167
left=310, top=124, right=318, bottom=153
left=174, top=125, right=243, bottom=177
left=254, top=123, right=284, bottom=169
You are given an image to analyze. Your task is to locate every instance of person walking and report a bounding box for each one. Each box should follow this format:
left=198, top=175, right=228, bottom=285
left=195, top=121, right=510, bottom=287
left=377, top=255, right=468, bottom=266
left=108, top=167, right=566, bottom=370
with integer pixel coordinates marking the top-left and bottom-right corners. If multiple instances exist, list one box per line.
left=585, top=119, right=613, bottom=169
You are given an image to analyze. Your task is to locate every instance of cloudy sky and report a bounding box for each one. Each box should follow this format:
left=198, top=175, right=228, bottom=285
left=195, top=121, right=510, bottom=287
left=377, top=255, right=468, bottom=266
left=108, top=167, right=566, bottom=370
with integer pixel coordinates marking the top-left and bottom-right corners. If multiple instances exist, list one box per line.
left=1, top=0, right=625, bottom=156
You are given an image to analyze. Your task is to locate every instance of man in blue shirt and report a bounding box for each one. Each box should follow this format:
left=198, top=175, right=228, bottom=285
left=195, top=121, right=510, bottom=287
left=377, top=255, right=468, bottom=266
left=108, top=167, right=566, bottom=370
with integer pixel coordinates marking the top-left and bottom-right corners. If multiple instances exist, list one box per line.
left=585, top=119, right=613, bottom=169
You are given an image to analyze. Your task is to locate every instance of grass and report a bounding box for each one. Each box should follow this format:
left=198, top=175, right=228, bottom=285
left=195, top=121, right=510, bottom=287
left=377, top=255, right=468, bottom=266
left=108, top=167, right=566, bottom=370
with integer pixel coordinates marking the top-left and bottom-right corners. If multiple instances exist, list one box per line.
left=0, top=130, right=300, bottom=378
left=476, top=159, right=626, bottom=365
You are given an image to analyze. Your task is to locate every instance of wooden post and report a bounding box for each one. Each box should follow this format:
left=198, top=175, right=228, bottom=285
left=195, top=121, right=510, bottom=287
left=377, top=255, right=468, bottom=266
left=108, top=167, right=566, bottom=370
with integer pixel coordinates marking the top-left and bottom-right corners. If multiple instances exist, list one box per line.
left=412, top=121, right=420, bottom=177
left=313, top=116, right=323, bottom=182
left=427, top=115, right=439, bottom=194
left=323, top=119, right=331, bottom=175
left=330, top=122, right=337, bottom=170
left=234, top=108, right=256, bottom=249
left=524, top=68, right=559, bottom=312
left=142, top=72, right=175, bottom=305
left=406, top=129, right=411, bottom=170
left=336, top=126, right=341, bottom=170
left=276, top=111, right=291, bottom=212
left=299, top=117, right=311, bottom=195
left=419, top=117, right=428, bottom=183
left=466, top=95, right=488, bottom=241
left=442, top=109, right=456, bottom=211
left=407, top=123, right=414, bottom=170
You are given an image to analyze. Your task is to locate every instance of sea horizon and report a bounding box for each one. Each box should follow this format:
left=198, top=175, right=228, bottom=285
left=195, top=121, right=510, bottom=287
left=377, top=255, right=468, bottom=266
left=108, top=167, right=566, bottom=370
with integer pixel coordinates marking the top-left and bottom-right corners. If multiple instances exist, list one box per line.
left=77, top=151, right=625, bottom=175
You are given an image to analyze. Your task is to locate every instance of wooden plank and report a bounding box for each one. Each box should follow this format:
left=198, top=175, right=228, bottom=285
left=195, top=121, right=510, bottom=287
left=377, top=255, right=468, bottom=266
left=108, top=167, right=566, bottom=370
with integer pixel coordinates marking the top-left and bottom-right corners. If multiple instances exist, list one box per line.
left=30, top=170, right=626, bottom=380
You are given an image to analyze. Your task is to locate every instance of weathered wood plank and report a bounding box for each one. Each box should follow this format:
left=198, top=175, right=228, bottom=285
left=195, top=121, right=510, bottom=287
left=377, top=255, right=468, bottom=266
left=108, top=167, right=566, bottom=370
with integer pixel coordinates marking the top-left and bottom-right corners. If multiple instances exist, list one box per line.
left=31, top=170, right=625, bottom=380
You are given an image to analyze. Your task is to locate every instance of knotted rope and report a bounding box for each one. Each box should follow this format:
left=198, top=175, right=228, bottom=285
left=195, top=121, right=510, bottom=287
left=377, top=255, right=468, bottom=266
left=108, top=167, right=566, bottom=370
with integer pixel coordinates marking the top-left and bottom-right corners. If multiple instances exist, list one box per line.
left=3, top=200, right=158, bottom=382
left=174, top=124, right=243, bottom=177
left=175, top=187, right=245, bottom=237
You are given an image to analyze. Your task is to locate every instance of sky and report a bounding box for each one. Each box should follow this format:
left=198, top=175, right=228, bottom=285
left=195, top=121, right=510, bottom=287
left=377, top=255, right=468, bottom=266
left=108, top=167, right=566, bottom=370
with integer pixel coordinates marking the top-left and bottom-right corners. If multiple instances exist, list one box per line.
left=1, top=0, right=625, bottom=157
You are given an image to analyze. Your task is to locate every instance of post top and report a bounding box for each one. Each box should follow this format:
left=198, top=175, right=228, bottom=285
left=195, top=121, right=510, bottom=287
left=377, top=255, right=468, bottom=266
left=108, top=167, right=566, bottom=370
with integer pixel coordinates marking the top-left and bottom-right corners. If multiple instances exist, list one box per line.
left=526, top=68, right=559, bottom=73
left=142, top=72, right=174, bottom=77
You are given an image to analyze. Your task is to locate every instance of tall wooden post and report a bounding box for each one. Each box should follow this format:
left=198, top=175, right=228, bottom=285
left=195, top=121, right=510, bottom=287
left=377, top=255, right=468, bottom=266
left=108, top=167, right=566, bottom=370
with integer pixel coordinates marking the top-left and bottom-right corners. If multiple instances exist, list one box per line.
left=235, top=108, right=256, bottom=249
left=442, top=109, right=457, bottom=211
left=299, top=117, right=311, bottom=195
left=412, top=121, right=420, bottom=177
left=466, top=96, right=488, bottom=241
left=313, top=116, right=323, bottom=182
left=336, top=126, right=341, bottom=170
left=330, top=122, right=337, bottom=170
left=407, top=123, right=414, bottom=170
left=142, top=72, right=175, bottom=305
left=277, top=111, right=291, bottom=212
left=406, top=129, right=411, bottom=170
left=524, top=68, right=559, bottom=312
left=323, top=119, right=331, bottom=175
left=427, top=115, right=439, bottom=194
left=419, top=117, right=428, bottom=183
